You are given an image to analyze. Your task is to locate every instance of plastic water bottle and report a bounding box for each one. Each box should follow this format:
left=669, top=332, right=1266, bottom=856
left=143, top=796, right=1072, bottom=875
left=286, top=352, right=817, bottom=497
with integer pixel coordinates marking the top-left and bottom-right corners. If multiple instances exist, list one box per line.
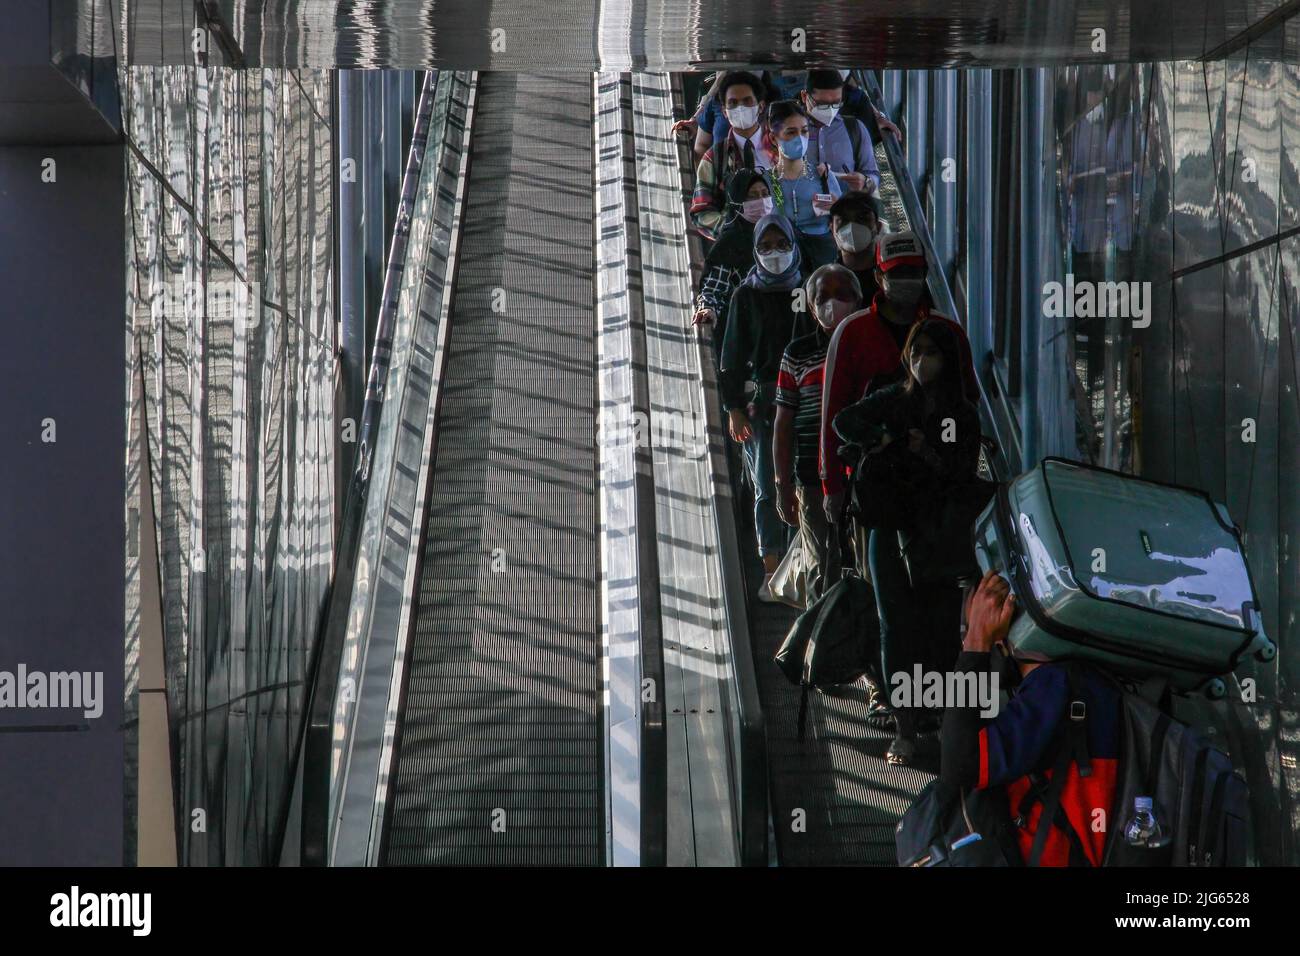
left=1123, top=796, right=1170, bottom=849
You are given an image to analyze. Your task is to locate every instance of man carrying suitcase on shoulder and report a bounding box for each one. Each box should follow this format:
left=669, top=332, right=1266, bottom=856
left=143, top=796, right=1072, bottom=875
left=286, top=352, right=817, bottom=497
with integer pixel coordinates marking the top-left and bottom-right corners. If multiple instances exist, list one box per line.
left=940, top=571, right=1123, bottom=867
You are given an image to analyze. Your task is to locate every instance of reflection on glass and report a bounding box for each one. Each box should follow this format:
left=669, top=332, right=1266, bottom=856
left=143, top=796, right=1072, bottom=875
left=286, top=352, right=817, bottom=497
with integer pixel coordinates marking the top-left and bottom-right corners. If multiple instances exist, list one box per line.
left=123, top=62, right=335, bottom=865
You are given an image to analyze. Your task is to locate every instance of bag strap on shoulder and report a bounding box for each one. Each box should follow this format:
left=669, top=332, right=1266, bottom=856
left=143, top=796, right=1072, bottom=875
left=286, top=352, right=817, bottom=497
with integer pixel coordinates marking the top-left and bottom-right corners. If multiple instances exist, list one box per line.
left=1022, top=669, right=1094, bottom=866
left=1064, top=663, right=1092, bottom=779
left=845, top=116, right=862, bottom=164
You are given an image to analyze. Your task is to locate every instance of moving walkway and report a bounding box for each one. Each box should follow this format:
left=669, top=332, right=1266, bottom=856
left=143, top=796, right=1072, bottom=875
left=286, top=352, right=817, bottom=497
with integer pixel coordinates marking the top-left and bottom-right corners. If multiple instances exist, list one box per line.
left=292, top=68, right=985, bottom=866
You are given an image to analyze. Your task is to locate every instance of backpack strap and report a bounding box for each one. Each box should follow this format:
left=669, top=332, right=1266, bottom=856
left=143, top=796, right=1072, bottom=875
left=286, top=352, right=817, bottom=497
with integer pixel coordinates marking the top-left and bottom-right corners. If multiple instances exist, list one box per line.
left=1144, top=711, right=1173, bottom=802
left=1202, top=771, right=1230, bottom=867
left=1021, top=671, right=1094, bottom=866
left=1022, top=775, right=1092, bottom=866
left=1024, top=738, right=1076, bottom=868
left=1064, top=663, right=1092, bottom=779
left=1137, top=675, right=1173, bottom=712
left=845, top=116, right=863, bottom=166
left=1186, top=746, right=1210, bottom=865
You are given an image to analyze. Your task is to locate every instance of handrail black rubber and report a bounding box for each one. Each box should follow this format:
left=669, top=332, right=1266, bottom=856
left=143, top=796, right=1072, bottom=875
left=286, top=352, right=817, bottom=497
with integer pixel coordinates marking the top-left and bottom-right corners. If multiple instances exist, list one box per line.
left=272, top=70, right=439, bottom=867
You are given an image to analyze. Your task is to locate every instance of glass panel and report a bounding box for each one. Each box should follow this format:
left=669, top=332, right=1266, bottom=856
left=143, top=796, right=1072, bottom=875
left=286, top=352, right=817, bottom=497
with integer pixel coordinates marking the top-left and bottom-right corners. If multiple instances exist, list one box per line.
left=1134, top=62, right=1178, bottom=478
left=125, top=62, right=336, bottom=866
left=1279, top=235, right=1300, bottom=701
left=1171, top=263, right=1227, bottom=498
left=1223, top=46, right=1281, bottom=255
left=260, top=70, right=286, bottom=311
left=1172, top=59, right=1226, bottom=272
left=1281, top=28, right=1300, bottom=232
left=1223, top=244, right=1282, bottom=692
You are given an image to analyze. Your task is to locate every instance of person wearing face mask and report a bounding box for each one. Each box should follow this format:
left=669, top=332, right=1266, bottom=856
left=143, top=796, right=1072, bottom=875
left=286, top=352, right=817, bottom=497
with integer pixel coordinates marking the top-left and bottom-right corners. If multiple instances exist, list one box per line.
left=764, top=69, right=903, bottom=143
left=766, top=100, right=843, bottom=270
left=721, top=213, right=811, bottom=599
left=672, top=71, right=732, bottom=162
left=763, top=69, right=810, bottom=103
left=694, top=168, right=774, bottom=353
left=690, top=72, right=775, bottom=242
left=828, top=191, right=884, bottom=302
left=772, top=264, right=862, bottom=603
left=800, top=70, right=882, bottom=198
left=831, top=319, right=982, bottom=764
left=819, top=232, right=980, bottom=533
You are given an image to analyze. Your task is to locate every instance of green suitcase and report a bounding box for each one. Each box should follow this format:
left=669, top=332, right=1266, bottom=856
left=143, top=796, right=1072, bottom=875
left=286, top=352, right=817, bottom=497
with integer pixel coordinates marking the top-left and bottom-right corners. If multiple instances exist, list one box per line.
left=973, top=458, right=1276, bottom=695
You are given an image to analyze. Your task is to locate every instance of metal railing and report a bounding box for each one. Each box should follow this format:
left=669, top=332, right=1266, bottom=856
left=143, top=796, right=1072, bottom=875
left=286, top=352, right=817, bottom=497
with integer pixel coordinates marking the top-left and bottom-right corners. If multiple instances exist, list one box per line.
left=665, top=73, right=769, bottom=867
left=285, top=70, right=482, bottom=867
left=593, top=71, right=669, bottom=866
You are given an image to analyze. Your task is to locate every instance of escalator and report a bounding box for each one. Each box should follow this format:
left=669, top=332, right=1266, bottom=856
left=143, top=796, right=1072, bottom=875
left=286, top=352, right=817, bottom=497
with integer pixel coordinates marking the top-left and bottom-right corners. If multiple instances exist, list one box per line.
left=297, top=70, right=760, bottom=868
left=296, top=68, right=982, bottom=868
left=669, top=71, right=1009, bottom=866
left=379, top=72, right=604, bottom=866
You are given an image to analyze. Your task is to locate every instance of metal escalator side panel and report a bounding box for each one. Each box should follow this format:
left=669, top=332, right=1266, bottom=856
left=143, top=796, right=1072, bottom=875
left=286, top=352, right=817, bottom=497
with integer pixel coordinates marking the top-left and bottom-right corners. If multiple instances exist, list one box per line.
left=323, top=71, right=479, bottom=867
left=592, top=71, right=668, bottom=866
left=631, top=72, right=768, bottom=867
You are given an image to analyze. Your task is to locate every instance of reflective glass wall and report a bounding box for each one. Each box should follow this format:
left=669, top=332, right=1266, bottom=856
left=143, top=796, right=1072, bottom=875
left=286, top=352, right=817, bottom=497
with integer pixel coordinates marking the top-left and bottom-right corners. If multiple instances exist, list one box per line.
left=890, top=15, right=1300, bottom=861
left=122, top=64, right=336, bottom=865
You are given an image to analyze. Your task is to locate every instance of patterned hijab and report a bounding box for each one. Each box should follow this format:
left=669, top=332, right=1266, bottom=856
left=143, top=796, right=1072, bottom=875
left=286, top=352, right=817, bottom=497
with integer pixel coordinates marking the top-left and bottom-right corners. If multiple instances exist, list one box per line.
left=741, top=213, right=803, bottom=291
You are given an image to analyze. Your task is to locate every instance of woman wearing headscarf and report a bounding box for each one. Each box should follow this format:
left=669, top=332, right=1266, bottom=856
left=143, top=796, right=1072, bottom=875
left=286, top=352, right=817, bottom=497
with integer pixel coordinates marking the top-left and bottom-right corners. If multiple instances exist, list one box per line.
left=721, top=212, right=813, bottom=600
left=693, top=167, right=773, bottom=354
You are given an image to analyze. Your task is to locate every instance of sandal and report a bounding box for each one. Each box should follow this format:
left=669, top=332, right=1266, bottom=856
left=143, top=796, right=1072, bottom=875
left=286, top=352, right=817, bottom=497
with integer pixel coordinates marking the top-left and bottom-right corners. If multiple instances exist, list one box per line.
left=864, top=683, right=895, bottom=730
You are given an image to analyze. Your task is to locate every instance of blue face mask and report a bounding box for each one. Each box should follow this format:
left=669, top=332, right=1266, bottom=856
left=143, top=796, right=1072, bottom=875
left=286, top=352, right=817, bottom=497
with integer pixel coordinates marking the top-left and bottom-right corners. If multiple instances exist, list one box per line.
left=779, top=134, right=808, bottom=160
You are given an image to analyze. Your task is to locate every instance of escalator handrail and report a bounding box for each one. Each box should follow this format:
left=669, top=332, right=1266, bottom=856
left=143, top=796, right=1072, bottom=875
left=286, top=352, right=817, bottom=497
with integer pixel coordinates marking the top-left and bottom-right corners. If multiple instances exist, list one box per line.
left=279, top=70, right=438, bottom=867
left=853, top=69, right=1015, bottom=481
left=592, top=72, right=669, bottom=866
left=667, top=74, right=770, bottom=867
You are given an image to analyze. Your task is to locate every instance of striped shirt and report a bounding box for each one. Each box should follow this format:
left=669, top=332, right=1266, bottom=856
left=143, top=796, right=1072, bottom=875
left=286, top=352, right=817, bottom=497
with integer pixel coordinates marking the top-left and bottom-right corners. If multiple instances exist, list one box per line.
left=775, top=330, right=830, bottom=486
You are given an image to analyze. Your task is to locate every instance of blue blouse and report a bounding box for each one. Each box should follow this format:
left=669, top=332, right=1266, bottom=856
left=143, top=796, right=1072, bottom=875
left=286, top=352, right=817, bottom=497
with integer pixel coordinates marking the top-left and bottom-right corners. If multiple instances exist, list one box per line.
left=774, top=166, right=842, bottom=236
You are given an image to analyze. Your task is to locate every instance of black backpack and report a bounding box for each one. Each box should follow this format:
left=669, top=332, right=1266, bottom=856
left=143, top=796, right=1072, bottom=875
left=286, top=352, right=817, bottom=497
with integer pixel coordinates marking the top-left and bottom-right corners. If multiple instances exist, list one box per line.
left=895, top=778, right=1022, bottom=866
left=772, top=533, right=879, bottom=740
left=1006, top=666, right=1250, bottom=867
left=1104, top=679, right=1250, bottom=866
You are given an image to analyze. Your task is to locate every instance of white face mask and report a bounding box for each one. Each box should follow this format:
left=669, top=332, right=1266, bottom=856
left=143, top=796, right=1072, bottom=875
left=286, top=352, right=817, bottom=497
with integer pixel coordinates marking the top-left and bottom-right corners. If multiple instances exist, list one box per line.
left=882, top=274, right=926, bottom=307
left=808, top=103, right=840, bottom=126
left=728, top=104, right=760, bottom=129
left=758, top=249, right=794, bottom=274
left=818, top=296, right=858, bottom=329
left=835, top=222, right=877, bottom=254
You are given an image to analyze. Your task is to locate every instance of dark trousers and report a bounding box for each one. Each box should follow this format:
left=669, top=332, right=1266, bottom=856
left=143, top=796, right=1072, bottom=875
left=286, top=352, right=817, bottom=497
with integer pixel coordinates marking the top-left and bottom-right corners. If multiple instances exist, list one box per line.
left=867, top=528, right=964, bottom=726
